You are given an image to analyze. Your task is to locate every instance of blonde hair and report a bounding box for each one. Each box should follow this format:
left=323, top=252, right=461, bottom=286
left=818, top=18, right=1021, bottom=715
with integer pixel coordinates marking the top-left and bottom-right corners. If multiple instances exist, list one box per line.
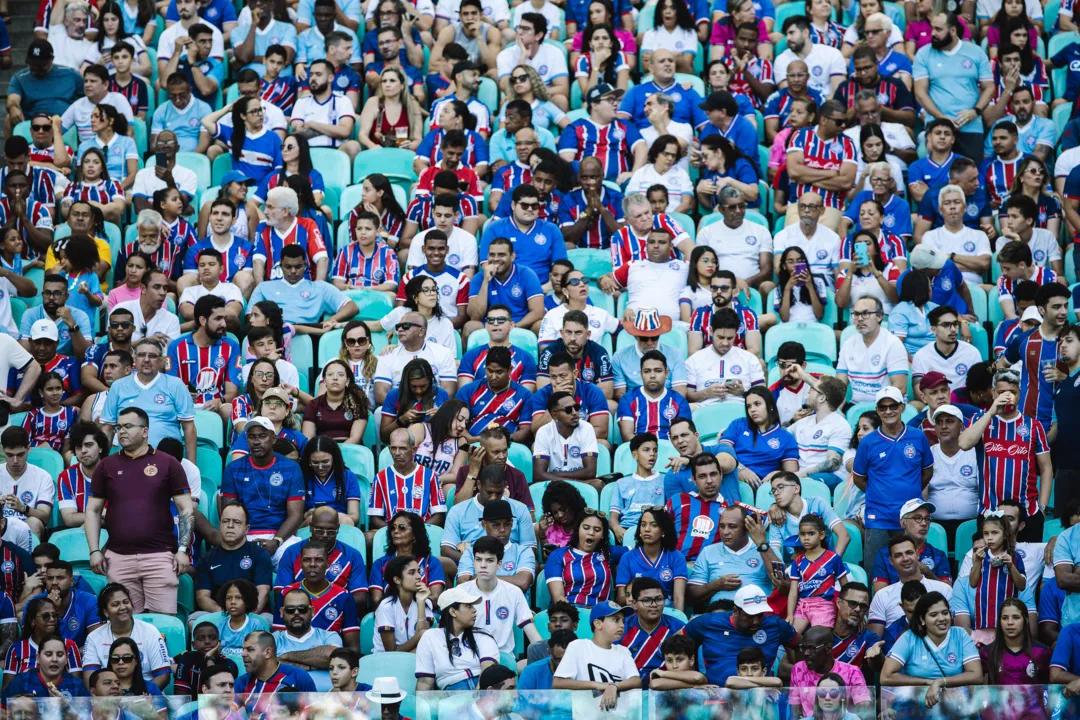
left=507, top=65, right=550, bottom=102
left=937, top=183, right=966, bottom=207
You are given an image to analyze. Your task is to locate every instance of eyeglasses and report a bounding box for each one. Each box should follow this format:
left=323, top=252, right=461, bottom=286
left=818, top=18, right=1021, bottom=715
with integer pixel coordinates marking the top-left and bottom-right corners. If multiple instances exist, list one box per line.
left=135, top=351, right=161, bottom=360
left=770, top=483, right=797, bottom=494
left=800, top=643, right=828, bottom=654
left=344, top=336, right=370, bottom=346
left=637, top=596, right=664, bottom=606
left=723, top=202, right=747, bottom=211
left=485, top=316, right=510, bottom=325
left=109, top=654, right=136, bottom=664
left=41, top=290, right=66, bottom=299
left=282, top=605, right=311, bottom=614
left=865, top=27, right=885, bottom=35
left=116, top=423, right=145, bottom=431
left=253, top=370, right=276, bottom=380
left=851, top=310, right=879, bottom=319
left=906, top=514, right=932, bottom=525
left=817, top=688, right=843, bottom=700
left=37, top=612, right=58, bottom=620
left=263, top=399, right=287, bottom=408
left=396, top=322, right=418, bottom=332
left=797, top=203, right=824, bottom=211
left=30, top=125, right=51, bottom=132
left=109, top=321, right=134, bottom=329
left=935, top=321, right=959, bottom=330
left=418, top=285, right=439, bottom=294
left=510, top=74, right=529, bottom=83
left=564, top=277, right=585, bottom=287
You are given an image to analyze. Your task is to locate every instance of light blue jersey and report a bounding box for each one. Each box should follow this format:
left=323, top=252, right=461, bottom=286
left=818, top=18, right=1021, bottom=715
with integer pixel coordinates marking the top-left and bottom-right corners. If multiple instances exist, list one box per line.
left=886, top=626, right=978, bottom=679
left=19, top=307, right=92, bottom=358
left=211, top=613, right=271, bottom=661
left=248, top=279, right=349, bottom=325
left=441, top=496, right=537, bottom=551
left=230, top=19, right=298, bottom=76
left=985, top=115, right=1057, bottom=156
left=1053, top=524, right=1080, bottom=626
left=457, top=541, right=536, bottom=578
left=295, top=25, right=362, bottom=65
left=100, top=372, right=196, bottom=446
left=152, top=98, right=212, bottom=153
left=612, top=342, right=687, bottom=392
left=273, top=627, right=342, bottom=655
left=766, top=495, right=843, bottom=562
left=911, top=40, right=992, bottom=134
left=488, top=128, right=557, bottom=165
left=609, top=473, right=665, bottom=529
left=77, top=135, right=139, bottom=183
left=688, top=539, right=772, bottom=604
left=296, top=0, right=361, bottom=27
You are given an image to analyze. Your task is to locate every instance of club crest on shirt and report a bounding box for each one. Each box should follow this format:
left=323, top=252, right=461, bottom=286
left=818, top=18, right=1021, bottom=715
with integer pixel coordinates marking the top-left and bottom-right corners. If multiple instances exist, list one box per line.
left=240, top=557, right=252, bottom=570
left=269, top=472, right=284, bottom=487
left=329, top=562, right=343, bottom=575
left=20, top=492, right=32, bottom=505
left=870, top=355, right=881, bottom=366
left=753, top=630, right=768, bottom=644
left=745, top=236, right=758, bottom=246
left=1027, top=662, right=1036, bottom=677
left=960, top=465, right=975, bottom=477
left=946, top=653, right=957, bottom=664
left=154, top=394, right=167, bottom=404
left=582, top=368, right=595, bottom=381
left=449, top=254, right=461, bottom=265
left=767, top=438, right=780, bottom=449
left=816, top=249, right=828, bottom=260
left=955, top=364, right=968, bottom=376
left=324, top=606, right=339, bottom=621
left=145, top=464, right=158, bottom=477
left=496, top=606, right=510, bottom=620
left=813, top=430, right=823, bottom=439
left=68, top=617, right=79, bottom=631
left=747, top=558, right=760, bottom=568
left=664, top=406, right=677, bottom=419
left=1, top=561, right=13, bottom=573
left=500, top=398, right=517, bottom=412
left=903, top=444, right=915, bottom=459
left=730, top=366, right=742, bottom=375
left=1017, top=424, right=1030, bottom=438
left=336, top=76, right=348, bottom=89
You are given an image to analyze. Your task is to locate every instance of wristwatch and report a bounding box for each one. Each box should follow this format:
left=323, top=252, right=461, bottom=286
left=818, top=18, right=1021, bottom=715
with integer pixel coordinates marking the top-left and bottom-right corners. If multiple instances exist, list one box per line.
left=757, top=542, right=770, bottom=553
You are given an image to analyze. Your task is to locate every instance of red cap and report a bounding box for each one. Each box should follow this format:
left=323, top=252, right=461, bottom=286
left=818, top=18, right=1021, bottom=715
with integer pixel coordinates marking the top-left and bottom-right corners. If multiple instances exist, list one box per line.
left=918, top=371, right=949, bottom=390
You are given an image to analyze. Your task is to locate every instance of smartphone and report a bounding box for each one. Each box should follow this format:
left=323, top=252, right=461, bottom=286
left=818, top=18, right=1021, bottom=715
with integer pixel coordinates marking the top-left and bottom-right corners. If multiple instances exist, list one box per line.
left=854, top=243, right=870, bottom=266
left=155, top=151, right=168, bottom=168
left=771, top=560, right=785, bottom=576
left=793, top=261, right=808, bottom=276
left=990, top=556, right=1004, bottom=568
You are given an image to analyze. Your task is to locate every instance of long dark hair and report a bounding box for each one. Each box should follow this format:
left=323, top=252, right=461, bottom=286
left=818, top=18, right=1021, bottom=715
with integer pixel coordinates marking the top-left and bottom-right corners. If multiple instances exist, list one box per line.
left=634, top=508, right=677, bottom=550
left=568, top=511, right=611, bottom=561
left=108, top=636, right=149, bottom=695
left=437, top=603, right=491, bottom=667
left=541, top=479, right=587, bottom=531
left=396, top=358, right=439, bottom=417
left=300, top=435, right=349, bottom=508
left=898, top=268, right=931, bottom=308
left=380, top=554, right=416, bottom=606
left=776, top=246, right=816, bottom=306
left=813, top=672, right=850, bottom=720
left=32, top=370, right=65, bottom=409
left=243, top=358, right=279, bottom=399
left=850, top=229, right=886, bottom=274
left=77, top=147, right=113, bottom=183
left=687, top=246, right=718, bottom=293
left=97, top=1, right=147, bottom=49
left=247, top=300, right=286, bottom=349
left=428, top=398, right=467, bottom=453
left=230, top=96, right=258, bottom=163
left=402, top=275, right=445, bottom=318
left=908, top=591, right=951, bottom=638
left=998, top=33, right=1037, bottom=75
left=656, top=0, right=694, bottom=30
left=96, top=104, right=129, bottom=138
left=986, top=597, right=1035, bottom=684
left=320, top=359, right=370, bottom=419
left=365, top=174, right=406, bottom=227
left=851, top=411, right=880, bottom=449
left=706, top=133, right=759, bottom=180
left=286, top=174, right=320, bottom=218
left=386, top=510, right=432, bottom=558
left=580, top=23, right=622, bottom=83
left=859, top=123, right=892, bottom=162
left=280, top=134, right=314, bottom=182
left=744, top=385, right=782, bottom=438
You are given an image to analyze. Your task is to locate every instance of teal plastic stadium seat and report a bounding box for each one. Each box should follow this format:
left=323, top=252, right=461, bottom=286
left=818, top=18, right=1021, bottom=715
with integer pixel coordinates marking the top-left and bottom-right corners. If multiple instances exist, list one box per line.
left=28, top=447, right=63, bottom=480
left=51, top=529, right=108, bottom=566
left=340, top=444, right=375, bottom=482
left=841, top=522, right=862, bottom=564
left=530, top=480, right=600, bottom=519
left=211, top=153, right=233, bottom=187
left=195, top=410, right=225, bottom=451
left=346, top=289, right=395, bottom=321
left=311, top=148, right=352, bottom=191
left=669, top=212, right=696, bottom=242
left=953, top=518, right=979, bottom=562
left=534, top=609, right=594, bottom=641
left=927, top=522, right=948, bottom=554
left=360, top=613, right=376, bottom=655
left=135, top=613, right=187, bottom=656
left=534, top=569, right=551, bottom=610
left=290, top=334, right=314, bottom=375
left=765, top=323, right=837, bottom=366
left=988, top=288, right=1006, bottom=325
left=353, top=148, right=417, bottom=184
left=509, top=442, right=532, bottom=484
left=566, top=248, right=613, bottom=278
left=197, top=447, right=222, bottom=496
left=477, top=77, right=499, bottom=114
left=76, top=570, right=109, bottom=596
left=357, top=652, right=416, bottom=692
left=691, top=403, right=746, bottom=438
left=845, top=563, right=867, bottom=587
left=298, top=523, right=370, bottom=567
left=499, top=652, right=517, bottom=672
left=845, top=402, right=876, bottom=430
left=145, top=152, right=211, bottom=191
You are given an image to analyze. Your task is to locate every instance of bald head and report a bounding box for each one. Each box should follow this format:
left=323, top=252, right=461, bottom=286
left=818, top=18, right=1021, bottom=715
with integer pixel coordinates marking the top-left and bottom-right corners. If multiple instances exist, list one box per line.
left=389, top=427, right=415, bottom=449
left=804, top=626, right=832, bottom=646
left=651, top=49, right=676, bottom=81
left=312, top=506, right=339, bottom=525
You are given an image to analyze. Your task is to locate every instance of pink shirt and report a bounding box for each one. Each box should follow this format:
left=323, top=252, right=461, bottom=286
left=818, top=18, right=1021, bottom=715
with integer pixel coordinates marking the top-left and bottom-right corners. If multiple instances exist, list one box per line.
left=107, top=284, right=143, bottom=311
left=985, top=24, right=1039, bottom=52
left=571, top=29, right=638, bottom=54
left=904, top=17, right=973, bottom=51
left=769, top=127, right=795, bottom=169
left=789, top=660, right=872, bottom=717
left=710, top=18, right=769, bottom=49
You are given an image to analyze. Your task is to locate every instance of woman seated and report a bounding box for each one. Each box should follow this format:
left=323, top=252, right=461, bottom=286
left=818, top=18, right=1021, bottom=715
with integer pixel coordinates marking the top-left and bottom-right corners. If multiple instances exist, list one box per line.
left=254, top=134, right=326, bottom=209
left=79, top=105, right=138, bottom=193
left=834, top=230, right=901, bottom=314
left=890, top=270, right=938, bottom=359
left=414, top=592, right=497, bottom=691
left=372, top=275, right=457, bottom=352
left=372, top=555, right=434, bottom=653
left=379, top=359, right=450, bottom=443
left=302, top=360, right=369, bottom=443
left=229, top=387, right=309, bottom=461
left=333, top=321, right=378, bottom=408
left=61, top=148, right=126, bottom=224
left=719, top=387, right=800, bottom=488
left=106, top=636, right=168, bottom=717
left=4, top=598, right=82, bottom=682
left=535, top=479, right=588, bottom=558
left=409, top=398, right=470, bottom=494
left=368, top=510, right=446, bottom=606
left=625, top=135, right=694, bottom=214
left=767, top=246, right=828, bottom=326
left=545, top=508, right=614, bottom=607
left=614, top=507, right=686, bottom=611
left=359, top=67, right=424, bottom=152
left=299, top=436, right=363, bottom=527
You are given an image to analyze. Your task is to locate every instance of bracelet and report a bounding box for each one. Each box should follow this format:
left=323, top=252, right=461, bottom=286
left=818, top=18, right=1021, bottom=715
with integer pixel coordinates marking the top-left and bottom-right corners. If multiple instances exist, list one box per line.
left=89, top=550, right=101, bottom=556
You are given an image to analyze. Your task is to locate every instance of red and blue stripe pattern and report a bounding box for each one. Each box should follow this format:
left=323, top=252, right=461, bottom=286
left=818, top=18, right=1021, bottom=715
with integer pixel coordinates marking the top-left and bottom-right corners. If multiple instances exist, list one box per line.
left=4, top=638, right=82, bottom=676
left=840, top=231, right=907, bottom=265
left=620, top=615, right=684, bottom=675
left=262, top=76, right=298, bottom=114
left=998, top=266, right=1056, bottom=300
left=558, top=119, right=643, bottom=180
left=983, top=155, right=1024, bottom=207
left=724, top=56, right=773, bottom=109
left=370, top=465, right=445, bottom=523
left=689, top=302, right=758, bottom=347
left=0, top=198, right=53, bottom=260
left=978, top=414, right=1048, bottom=517
left=620, top=388, right=690, bottom=440
left=790, top=549, right=848, bottom=600
left=405, top=193, right=479, bottom=231
left=462, top=382, right=529, bottom=434
left=555, top=547, right=612, bottom=607
left=57, top=464, right=90, bottom=514
left=975, top=551, right=1025, bottom=629
left=346, top=208, right=405, bottom=246
left=332, top=241, right=400, bottom=288
left=21, top=407, right=78, bottom=453
left=254, top=216, right=328, bottom=281
left=62, top=179, right=124, bottom=205
left=787, top=128, right=857, bottom=209
left=166, top=335, right=242, bottom=405
left=610, top=214, right=688, bottom=269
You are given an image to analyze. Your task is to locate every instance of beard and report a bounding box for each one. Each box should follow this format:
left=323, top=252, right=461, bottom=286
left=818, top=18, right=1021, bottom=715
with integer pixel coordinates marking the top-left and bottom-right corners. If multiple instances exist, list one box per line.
left=309, top=79, right=328, bottom=95
left=930, top=35, right=952, bottom=50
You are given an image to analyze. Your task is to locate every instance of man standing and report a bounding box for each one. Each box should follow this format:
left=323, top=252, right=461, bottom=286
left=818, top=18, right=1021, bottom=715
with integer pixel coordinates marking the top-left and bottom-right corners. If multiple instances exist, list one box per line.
left=1003, top=284, right=1071, bottom=434
left=851, top=387, right=934, bottom=568
left=912, top=12, right=994, bottom=161
left=558, top=84, right=646, bottom=185
left=912, top=308, right=984, bottom=396
left=836, top=297, right=908, bottom=404
left=773, top=16, right=845, bottom=96
left=689, top=505, right=782, bottom=605
left=166, top=296, right=242, bottom=417
left=85, top=407, right=194, bottom=614
left=100, top=338, right=197, bottom=461
left=869, top=498, right=951, bottom=592
left=220, top=417, right=305, bottom=562
left=959, top=369, right=1053, bottom=541
left=480, top=186, right=567, bottom=286
left=195, top=502, right=273, bottom=617
left=685, top=309, right=765, bottom=406
left=685, top=585, right=798, bottom=686
left=553, top=602, right=642, bottom=713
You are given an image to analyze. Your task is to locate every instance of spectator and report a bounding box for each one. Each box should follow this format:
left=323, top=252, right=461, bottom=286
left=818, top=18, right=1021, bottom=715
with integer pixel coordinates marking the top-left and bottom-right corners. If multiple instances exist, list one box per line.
left=292, top=60, right=361, bottom=162
left=466, top=237, right=545, bottom=335
left=519, top=629, right=574, bottom=690
left=209, top=578, right=271, bottom=662
left=559, top=84, right=646, bottom=183
left=558, top=157, right=625, bottom=251
left=368, top=427, right=446, bottom=530
left=533, top=390, right=600, bottom=490
left=4, top=596, right=82, bottom=680
left=496, top=13, right=569, bottom=109
left=784, top=99, right=857, bottom=230
left=789, top=626, right=873, bottom=717
left=451, top=426, right=533, bottom=510
left=456, top=498, right=535, bottom=592
left=2, top=635, right=89, bottom=701
left=0, top=428, right=53, bottom=539
left=924, top=405, right=981, bottom=539
left=688, top=503, right=780, bottom=605
left=545, top=508, right=615, bottom=606
left=373, top=316, right=458, bottom=406
left=831, top=582, right=881, bottom=670
left=274, top=542, right=359, bottom=652
left=552, top=601, right=641, bottom=712
left=1002, top=283, right=1071, bottom=433
left=114, top=266, right=182, bottom=344
left=429, top=59, right=495, bottom=137
left=685, top=308, right=765, bottom=406
left=869, top=498, right=951, bottom=592
left=774, top=15, right=845, bottom=96
left=372, top=554, right=434, bottom=652
left=5, top=41, right=84, bottom=136
left=273, top=587, right=343, bottom=671
left=234, top=631, right=316, bottom=714
left=301, top=363, right=368, bottom=444
left=82, top=583, right=172, bottom=688
left=480, top=186, right=567, bottom=286
left=836, top=296, right=908, bottom=403
left=459, top=307, right=539, bottom=393
left=765, top=471, right=849, bottom=562
left=194, top=502, right=273, bottom=618
left=414, top=586, right=499, bottom=690
left=619, top=577, right=684, bottom=679
left=615, top=350, right=690, bottom=442
left=866, top=537, right=953, bottom=638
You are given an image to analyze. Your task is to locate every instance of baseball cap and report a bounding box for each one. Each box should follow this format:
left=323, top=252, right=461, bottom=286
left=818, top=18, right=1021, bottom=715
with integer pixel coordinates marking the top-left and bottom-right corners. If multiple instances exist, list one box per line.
left=933, top=404, right=964, bottom=423
left=29, top=319, right=58, bottom=342
left=589, top=601, right=635, bottom=626
left=27, top=40, right=53, bottom=62
left=221, top=170, right=254, bottom=187
left=910, top=245, right=946, bottom=271
left=437, top=585, right=483, bottom=611
left=918, top=371, right=949, bottom=390
left=1021, top=306, right=1043, bottom=323
left=875, top=386, right=904, bottom=406
left=482, top=500, right=513, bottom=521
left=900, top=498, right=936, bottom=517
left=261, top=387, right=292, bottom=404
left=586, top=83, right=624, bottom=104
left=244, top=416, right=276, bottom=434
left=733, top=585, right=771, bottom=615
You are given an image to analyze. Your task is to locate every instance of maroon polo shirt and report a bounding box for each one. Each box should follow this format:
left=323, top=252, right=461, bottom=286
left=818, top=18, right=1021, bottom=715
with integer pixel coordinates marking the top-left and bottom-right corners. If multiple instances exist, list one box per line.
left=453, top=463, right=533, bottom=509
left=302, top=395, right=356, bottom=441
left=90, top=447, right=190, bottom=555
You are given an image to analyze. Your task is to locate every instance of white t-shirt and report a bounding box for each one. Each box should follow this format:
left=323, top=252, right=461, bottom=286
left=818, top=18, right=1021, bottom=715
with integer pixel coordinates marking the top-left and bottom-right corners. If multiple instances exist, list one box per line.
left=374, top=341, right=458, bottom=387
left=62, top=94, right=135, bottom=144
left=2, top=517, right=32, bottom=552
left=836, top=328, right=908, bottom=404
left=773, top=380, right=811, bottom=426
left=533, top=420, right=599, bottom=473
left=157, top=20, right=226, bottom=61
left=773, top=223, right=842, bottom=282
left=554, top=638, right=642, bottom=716
left=496, top=43, right=568, bottom=84
left=0, top=464, right=54, bottom=522
left=0, top=336, right=32, bottom=386
left=625, top=165, right=694, bottom=212
left=177, top=282, right=244, bottom=308
left=995, top=229, right=1062, bottom=270
left=640, top=122, right=694, bottom=172
left=82, top=618, right=173, bottom=682
left=114, top=300, right=182, bottom=341
left=911, top=341, right=982, bottom=390
left=619, top=259, right=688, bottom=323
left=458, top=578, right=534, bottom=654
left=406, top=227, right=479, bottom=273
left=0, top=278, right=18, bottom=335
left=791, top=411, right=853, bottom=472
left=372, top=596, right=434, bottom=653
left=1056, top=146, right=1080, bottom=181
left=920, top=226, right=992, bottom=286
left=869, top=578, right=952, bottom=626
left=927, top=444, right=979, bottom=521
left=365, top=0, right=434, bottom=20
left=685, top=345, right=765, bottom=405
left=291, top=93, right=356, bottom=148
left=180, top=457, right=203, bottom=503
left=640, top=26, right=697, bottom=55
left=131, top=164, right=199, bottom=201
left=538, top=304, right=619, bottom=345
left=415, top=626, right=500, bottom=689
left=774, top=44, right=846, bottom=96
left=510, top=1, right=563, bottom=36
left=436, top=0, right=510, bottom=25
left=380, top=307, right=457, bottom=352
left=46, top=26, right=99, bottom=70
left=699, top=220, right=773, bottom=280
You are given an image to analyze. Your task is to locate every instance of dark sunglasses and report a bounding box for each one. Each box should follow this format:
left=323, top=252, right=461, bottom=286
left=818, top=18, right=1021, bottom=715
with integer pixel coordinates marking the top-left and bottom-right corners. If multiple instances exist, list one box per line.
left=31, top=124, right=51, bottom=132
left=517, top=201, right=539, bottom=210
left=282, top=605, right=311, bottom=614
left=109, top=654, right=136, bottom=664
left=109, top=321, right=135, bottom=329
left=485, top=316, right=510, bottom=324
left=564, top=277, right=585, bottom=287
left=816, top=688, right=843, bottom=700
left=395, top=322, right=417, bottom=332
left=583, top=508, right=608, bottom=519
left=557, top=403, right=581, bottom=414
left=344, top=336, right=370, bottom=346
left=510, top=74, right=529, bottom=83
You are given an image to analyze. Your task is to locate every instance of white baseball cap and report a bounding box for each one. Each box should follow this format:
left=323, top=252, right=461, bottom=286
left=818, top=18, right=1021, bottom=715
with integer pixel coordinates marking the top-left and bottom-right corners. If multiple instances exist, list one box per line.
left=933, top=404, right=964, bottom=423
left=29, top=319, right=58, bottom=342
left=733, top=585, right=771, bottom=615
left=875, top=386, right=904, bottom=406
left=900, top=498, right=936, bottom=517
left=437, top=585, right=482, bottom=611
left=1021, top=306, right=1043, bottom=323
left=244, top=416, right=275, bottom=434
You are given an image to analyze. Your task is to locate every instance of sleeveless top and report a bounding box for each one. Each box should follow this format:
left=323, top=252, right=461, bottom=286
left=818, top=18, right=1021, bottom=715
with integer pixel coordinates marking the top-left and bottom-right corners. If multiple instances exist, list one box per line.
left=371, top=101, right=411, bottom=146
left=232, top=203, right=250, bottom=240
left=453, top=24, right=482, bottom=62
left=413, top=423, right=460, bottom=476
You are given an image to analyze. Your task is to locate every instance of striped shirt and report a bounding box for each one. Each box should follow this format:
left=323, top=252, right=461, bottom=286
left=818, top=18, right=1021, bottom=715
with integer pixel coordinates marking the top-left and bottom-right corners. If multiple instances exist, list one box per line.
left=544, top=547, right=612, bottom=607
left=332, top=241, right=399, bottom=288
left=786, top=127, right=857, bottom=209
left=368, top=465, right=445, bottom=522
left=609, top=214, right=690, bottom=269
left=557, top=118, right=645, bottom=181
left=976, top=412, right=1049, bottom=516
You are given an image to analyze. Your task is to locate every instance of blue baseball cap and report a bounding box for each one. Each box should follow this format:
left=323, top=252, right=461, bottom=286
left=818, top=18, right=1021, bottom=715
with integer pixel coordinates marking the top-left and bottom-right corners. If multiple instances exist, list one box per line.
left=589, top=601, right=635, bottom=626
left=221, top=170, right=254, bottom=187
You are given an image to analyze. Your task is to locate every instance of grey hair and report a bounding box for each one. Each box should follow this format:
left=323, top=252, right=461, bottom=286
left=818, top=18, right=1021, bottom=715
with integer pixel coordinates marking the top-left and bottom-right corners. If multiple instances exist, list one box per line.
left=65, top=0, right=90, bottom=17
left=853, top=89, right=879, bottom=106
left=853, top=295, right=884, bottom=315
left=136, top=209, right=162, bottom=230
left=937, top=183, right=965, bottom=208
left=718, top=186, right=744, bottom=203
left=866, top=161, right=892, bottom=177
left=865, top=11, right=892, bottom=32
left=994, top=369, right=1021, bottom=386
left=623, top=193, right=651, bottom=214
left=266, top=186, right=299, bottom=216
left=651, top=93, right=676, bottom=115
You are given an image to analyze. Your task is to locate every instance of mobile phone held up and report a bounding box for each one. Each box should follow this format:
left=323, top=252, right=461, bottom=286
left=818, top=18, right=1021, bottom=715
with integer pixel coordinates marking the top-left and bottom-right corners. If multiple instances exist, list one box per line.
left=854, top=243, right=870, bottom=267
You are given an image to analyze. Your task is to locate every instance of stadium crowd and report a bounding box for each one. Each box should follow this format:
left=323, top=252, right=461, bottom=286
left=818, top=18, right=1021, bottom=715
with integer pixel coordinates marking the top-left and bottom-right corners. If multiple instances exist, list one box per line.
left=4, top=0, right=1080, bottom=714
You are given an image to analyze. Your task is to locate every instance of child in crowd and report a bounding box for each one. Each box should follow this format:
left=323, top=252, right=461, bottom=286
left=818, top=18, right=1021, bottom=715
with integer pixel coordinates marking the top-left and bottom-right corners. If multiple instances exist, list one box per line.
left=608, top=433, right=663, bottom=544
left=648, top=635, right=708, bottom=689
left=969, top=510, right=1026, bottom=643
left=332, top=210, right=400, bottom=293
left=787, top=515, right=849, bottom=633
left=22, top=372, right=78, bottom=461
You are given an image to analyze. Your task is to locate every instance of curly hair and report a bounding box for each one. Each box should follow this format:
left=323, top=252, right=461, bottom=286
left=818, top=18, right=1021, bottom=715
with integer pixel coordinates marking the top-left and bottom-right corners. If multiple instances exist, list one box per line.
left=386, top=510, right=432, bottom=559
left=216, top=578, right=260, bottom=614
left=541, top=480, right=588, bottom=529
left=506, top=64, right=551, bottom=102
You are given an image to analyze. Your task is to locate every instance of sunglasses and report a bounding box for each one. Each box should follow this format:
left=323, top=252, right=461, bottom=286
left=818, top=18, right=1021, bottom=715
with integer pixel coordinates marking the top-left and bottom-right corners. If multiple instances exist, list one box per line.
left=395, top=322, right=417, bottom=331
left=485, top=316, right=510, bottom=324
left=583, top=508, right=608, bottom=519
left=816, top=688, right=843, bottom=700
left=344, top=336, right=370, bottom=346
left=31, top=124, right=51, bottom=132
left=517, top=201, right=540, bottom=210
left=564, top=277, right=585, bottom=287
left=510, top=74, right=529, bottom=83
left=711, top=284, right=733, bottom=293
left=109, top=654, right=136, bottom=664
left=109, top=321, right=134, bottom=329
left=557, top=403, right=581, bottom=414
left=282, top=605, right=311, bottom=614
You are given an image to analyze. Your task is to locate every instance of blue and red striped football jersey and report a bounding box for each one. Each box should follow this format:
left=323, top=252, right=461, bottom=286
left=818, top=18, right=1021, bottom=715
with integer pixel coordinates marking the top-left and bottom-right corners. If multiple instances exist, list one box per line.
left=456, top=379, right=531, bottom=435
left=789, top=549, right=848, bottom=600
left=982, top=154, right=1024, bottom=207
left=786, top=128, right=857, bottom=209
left=332, top=241, right=399, bottom=288
left=688, top=302, right=759, bottom=348
left=544, top=546, right=612, bottom=607
left=369, top=465, right=445, bottom=523
left=252, top=216, right=328, bottom=281
left=620, top=614, right=685, bottom=676
left=22, top=407, right=78, bottom=453
left=975, top=551, right=1025, bottom=629
left=57, top=464, right=91, bottom=514
left=166, top=334, right=243, bottom=405
left=977, top=413, right=1049, bottom=516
